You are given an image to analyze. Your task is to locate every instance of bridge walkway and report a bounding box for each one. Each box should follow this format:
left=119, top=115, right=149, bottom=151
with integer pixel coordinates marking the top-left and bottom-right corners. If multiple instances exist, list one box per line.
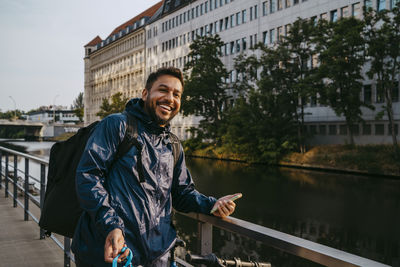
left=0, top=195, right=75, bottom=267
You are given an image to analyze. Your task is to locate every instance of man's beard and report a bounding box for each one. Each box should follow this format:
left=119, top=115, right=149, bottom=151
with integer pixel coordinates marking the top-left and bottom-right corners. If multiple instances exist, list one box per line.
left=144, top=97, right=176, bottom=126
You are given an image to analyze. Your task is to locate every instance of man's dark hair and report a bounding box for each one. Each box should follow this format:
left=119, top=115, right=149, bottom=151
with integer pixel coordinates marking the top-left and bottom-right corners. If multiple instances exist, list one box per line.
left=145, top=67, right=184, bottom=91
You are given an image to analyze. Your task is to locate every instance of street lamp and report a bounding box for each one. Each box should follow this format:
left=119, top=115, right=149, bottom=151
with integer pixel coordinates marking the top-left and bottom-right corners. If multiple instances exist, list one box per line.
left=53, top=94, right=60, bottom=124
left=8, top=96, right=16, bottom=120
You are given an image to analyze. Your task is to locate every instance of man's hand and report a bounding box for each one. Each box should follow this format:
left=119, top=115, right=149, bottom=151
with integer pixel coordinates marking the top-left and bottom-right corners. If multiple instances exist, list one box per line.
left=104, top=228, right=129, bottom=263
left=211, top=193, right=242, bottom=218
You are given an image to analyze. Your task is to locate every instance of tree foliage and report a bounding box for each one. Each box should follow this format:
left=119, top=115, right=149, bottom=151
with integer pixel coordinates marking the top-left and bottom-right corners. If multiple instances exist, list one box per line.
left=364, top=4, right=400, bottom=147
left=72, top=92, right=84, bottom=122
left=182, top=34, right=229, bottom=143
left=316, top=17, right=372, bottom=145
left=96, top=92, right=129, bottom=119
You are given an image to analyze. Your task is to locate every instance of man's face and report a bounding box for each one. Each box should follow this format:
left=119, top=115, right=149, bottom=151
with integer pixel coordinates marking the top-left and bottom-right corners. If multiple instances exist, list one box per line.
left=142, top=74, right=183, bottom=127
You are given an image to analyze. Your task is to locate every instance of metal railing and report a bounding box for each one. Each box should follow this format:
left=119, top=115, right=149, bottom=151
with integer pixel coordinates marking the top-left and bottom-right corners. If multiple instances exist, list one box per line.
left=0, top=145, right=391, bottom=267
left=0, top=146, right=73, bottom=267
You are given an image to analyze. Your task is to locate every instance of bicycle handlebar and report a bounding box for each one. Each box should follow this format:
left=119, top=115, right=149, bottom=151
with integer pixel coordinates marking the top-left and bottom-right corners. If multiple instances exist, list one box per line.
left=185, top=253, right=271, bottom=267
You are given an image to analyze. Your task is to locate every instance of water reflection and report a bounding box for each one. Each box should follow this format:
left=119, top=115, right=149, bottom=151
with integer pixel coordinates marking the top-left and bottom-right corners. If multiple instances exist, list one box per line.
left=180, top=158, right=400, bottom=266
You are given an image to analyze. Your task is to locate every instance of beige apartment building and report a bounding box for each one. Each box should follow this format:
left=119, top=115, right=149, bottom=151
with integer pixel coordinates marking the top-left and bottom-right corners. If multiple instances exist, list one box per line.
left=83, top=2, right=162, bottom=124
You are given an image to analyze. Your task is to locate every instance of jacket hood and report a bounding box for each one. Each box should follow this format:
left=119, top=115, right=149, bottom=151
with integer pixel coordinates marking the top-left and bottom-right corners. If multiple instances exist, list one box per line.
left=125, top=98, right=171, bottom=134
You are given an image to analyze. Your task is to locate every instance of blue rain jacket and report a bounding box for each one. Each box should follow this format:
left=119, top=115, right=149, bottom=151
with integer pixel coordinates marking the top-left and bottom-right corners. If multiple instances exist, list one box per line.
left=71, top=98, right=217, bottom=266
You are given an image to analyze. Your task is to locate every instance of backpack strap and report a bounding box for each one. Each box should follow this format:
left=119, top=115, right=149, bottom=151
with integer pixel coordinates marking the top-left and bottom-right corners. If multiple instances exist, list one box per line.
left=115, top=111, right=145, bottom=183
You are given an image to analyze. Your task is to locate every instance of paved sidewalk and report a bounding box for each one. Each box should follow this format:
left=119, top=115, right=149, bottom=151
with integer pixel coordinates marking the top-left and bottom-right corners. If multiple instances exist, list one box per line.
left=0, top=195, right=74, bottom=267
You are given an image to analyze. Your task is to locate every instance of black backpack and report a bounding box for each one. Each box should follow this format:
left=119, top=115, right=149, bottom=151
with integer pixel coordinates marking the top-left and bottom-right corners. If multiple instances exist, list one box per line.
left=39, top=112, right=180, bottom=238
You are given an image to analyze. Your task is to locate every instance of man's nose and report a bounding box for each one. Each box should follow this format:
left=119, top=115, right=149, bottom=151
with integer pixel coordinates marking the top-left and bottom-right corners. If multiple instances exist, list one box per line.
left=164, top=91, right=174, bottom=102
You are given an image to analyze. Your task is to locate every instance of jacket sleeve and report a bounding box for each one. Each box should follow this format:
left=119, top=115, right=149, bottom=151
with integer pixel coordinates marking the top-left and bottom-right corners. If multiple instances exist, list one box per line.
left=76, top=114, right=126, bottom=238
left=171, top=145, right=217, bottom=214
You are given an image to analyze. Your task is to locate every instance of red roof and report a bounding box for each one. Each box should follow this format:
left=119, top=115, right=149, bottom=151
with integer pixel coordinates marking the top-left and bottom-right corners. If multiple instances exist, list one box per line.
left=85, top=35, right=102, bottom=47
left=107, top=1, right=163, bottom=38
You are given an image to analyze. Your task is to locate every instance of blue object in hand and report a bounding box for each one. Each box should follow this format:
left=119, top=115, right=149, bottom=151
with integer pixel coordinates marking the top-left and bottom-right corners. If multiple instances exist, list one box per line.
left=112, top=246, right=133, bottom=267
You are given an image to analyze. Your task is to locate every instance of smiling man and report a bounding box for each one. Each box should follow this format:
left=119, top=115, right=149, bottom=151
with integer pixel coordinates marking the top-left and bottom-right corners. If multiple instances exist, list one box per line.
left=71, top=67, right=240, bottom=267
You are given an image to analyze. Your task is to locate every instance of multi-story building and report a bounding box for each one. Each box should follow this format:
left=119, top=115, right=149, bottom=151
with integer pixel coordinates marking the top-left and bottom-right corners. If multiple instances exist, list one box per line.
left=26, top=108, right=80, bottom=124
left=85, top=0, right=400, bottom=143
left=83, top=2, right=163, bottom=124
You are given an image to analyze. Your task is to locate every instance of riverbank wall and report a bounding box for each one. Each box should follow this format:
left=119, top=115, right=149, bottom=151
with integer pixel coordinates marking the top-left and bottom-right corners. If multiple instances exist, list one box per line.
left=184, top=144, right=400, bottom=178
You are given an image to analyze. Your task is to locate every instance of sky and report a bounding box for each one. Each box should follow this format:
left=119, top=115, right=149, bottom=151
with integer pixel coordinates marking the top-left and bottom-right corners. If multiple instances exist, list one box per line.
left=0, top=0, right=161, bottom=112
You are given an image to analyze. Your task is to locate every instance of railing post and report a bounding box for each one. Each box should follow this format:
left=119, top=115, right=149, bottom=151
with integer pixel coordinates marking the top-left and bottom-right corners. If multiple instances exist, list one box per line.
left=24, top=158, right=29, bottom=221
left=40, top=163, right=46, bottom=239
left=197, top=221, right=213, bottom=255
left=0, top=150, right=3, bottom=189
left=64, top=237, right=71, bottom=267
left=5, top=152, right=9, bottom=198
left=13, top=154, right=18, bottom=207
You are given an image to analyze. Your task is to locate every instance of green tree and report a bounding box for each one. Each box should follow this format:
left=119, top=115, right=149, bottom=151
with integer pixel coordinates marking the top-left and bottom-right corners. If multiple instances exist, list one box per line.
left=182, top=34, right=229, bottom=144
left=364, top=5, right=400, bottom=147
left=72, top=92, right=84, bottom=122
left=278, top=18, right=321, bottom=153
left=227, top=43, right=297, bottom=162
left=96, top=92, right=129, bottom=119
left=317, top=17, right=372, bottom=145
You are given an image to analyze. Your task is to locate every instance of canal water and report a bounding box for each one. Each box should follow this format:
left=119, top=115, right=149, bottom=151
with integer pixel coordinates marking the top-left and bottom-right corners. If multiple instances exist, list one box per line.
left=3, top=141, right=399, bottom=266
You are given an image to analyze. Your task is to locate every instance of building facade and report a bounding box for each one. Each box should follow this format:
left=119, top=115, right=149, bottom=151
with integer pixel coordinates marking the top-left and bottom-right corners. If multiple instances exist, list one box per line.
left=84, top=0, right=400, bottom=143
left=83, top=2, right=163, bottom=124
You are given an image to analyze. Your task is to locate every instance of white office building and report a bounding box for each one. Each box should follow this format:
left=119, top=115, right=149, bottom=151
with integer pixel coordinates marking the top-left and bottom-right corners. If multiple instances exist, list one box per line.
left=85, top=0, right=400, bottom=143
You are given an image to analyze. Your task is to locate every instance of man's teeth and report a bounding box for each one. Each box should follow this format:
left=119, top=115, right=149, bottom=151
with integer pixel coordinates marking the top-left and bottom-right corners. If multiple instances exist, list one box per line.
left=160, top=104, right=172, bottom=111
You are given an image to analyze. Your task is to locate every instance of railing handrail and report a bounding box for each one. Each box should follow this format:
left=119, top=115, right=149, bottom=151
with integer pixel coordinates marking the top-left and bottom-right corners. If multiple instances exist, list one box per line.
left=179, top=212, right=390, bottom=267
left=0, top=145, right=391, bottom=267
left=0, top=146, right=49, bottom=165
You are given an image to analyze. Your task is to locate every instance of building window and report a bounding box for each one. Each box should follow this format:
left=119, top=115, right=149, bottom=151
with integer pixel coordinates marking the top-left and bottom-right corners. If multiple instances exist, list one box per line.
left=392, top=0, right=400, bottom=9
left=225, top=17, right=229, bottom=29
left=363, top=124, right=371, bottom=135
left=250, top=6, right=253, bottom=20
left=294, top=0, right=299, bottom=4
left=236, top=12, right=241, bottom=25
left=341, top=6, right=349, bottom=17
left=242, top=37, right=247, bottom=50
left=270, top=0, right=276, bottom=13
left=364, top=0, right=372, bottom=9
left=263, top=31, right=268, bottom=45
left=319, top=125, right=327, bottom=135
left=263, top=1, right=268, bottom=16
left=352, top=2, right=361, bottom=17
left=205, top=1, right=208, bottom=13
left=242, top=10, right=247, bottom=23
left=331, top=9, right=338, bottom=22
left=278, top=0, right=283, bottom=10
left=339, top=125, right=347, bottom=135
left=254, top=5, right=258, bottom=18
left=270, top=28, right=275, bottom=43
left=220, top=19, right=224, bottom=31
left=210, top=0, right=213, bottom=10
left=230, top=41, right=235, bottom=54
left=351, top=124, right=360, bottom=135
left=277, top=26, right=283, bottom=41
left=309, top=125, right=317, bottom=135
left=230, top=14, right=235, bottom=28
left=285, top=24, right=291, bottom=35
left=286, top=0, right=291, bottom=8
left=375, top=124, right=384, bottom=135
left=363, top=84, right=372, bottom=104
left=329, top=125, right=337, bottom=135
left=321, top=13, right=328, bottom=20
left=377, top=0, right=386, bottom=10
left=236, top=39, right=240, bottom=52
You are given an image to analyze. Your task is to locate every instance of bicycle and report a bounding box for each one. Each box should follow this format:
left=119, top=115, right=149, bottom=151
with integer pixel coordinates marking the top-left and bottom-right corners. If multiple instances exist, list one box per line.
left=171, top=239, right=271, bottom=267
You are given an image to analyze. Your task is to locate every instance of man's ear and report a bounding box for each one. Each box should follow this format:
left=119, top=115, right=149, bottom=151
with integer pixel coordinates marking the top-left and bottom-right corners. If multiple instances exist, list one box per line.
left=141, top=88, right=147, bottom=101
